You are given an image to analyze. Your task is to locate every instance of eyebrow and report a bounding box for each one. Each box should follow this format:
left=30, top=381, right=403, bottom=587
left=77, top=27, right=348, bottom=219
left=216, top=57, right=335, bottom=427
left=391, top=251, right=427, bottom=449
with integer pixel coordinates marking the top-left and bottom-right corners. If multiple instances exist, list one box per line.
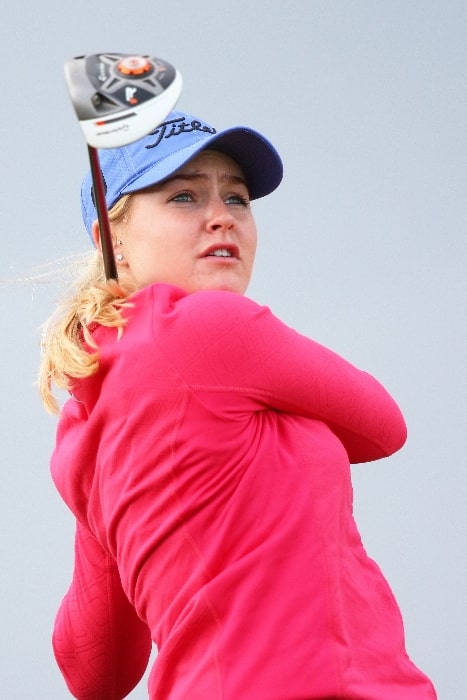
left=162, top=172, right=248, bottom=188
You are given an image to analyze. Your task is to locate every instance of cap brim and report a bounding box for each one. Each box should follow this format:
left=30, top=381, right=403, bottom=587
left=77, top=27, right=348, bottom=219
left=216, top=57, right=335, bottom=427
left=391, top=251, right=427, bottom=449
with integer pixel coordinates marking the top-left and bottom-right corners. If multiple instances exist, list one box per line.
left=120, top=126, right=283, bottom=201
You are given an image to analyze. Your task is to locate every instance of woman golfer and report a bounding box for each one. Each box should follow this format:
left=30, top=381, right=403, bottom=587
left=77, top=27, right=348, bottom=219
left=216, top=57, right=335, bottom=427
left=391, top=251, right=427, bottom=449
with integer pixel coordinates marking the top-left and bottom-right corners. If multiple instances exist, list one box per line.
left=40, top=110, right=437, bottom=699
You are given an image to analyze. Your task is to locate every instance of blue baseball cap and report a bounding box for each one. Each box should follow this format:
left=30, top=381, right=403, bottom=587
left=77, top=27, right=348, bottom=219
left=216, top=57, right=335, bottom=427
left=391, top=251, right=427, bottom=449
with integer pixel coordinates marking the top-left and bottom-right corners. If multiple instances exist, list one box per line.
left=81, top=110, right=283, bottom=238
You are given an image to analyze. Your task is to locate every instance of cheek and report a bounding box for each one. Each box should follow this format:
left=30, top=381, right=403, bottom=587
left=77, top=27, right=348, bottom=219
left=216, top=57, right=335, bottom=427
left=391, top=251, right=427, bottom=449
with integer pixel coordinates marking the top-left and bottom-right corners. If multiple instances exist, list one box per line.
left=128, top=221, right=168, bottom=263
left=247, top=223, right=258, bottom=259
left=133, top=232, right=191, bottom=286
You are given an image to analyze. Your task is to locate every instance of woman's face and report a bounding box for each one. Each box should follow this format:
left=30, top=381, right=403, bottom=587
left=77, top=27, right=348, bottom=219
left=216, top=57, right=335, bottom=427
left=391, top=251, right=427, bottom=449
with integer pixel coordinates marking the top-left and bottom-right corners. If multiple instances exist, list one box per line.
left=102, top=150, right=257, bottom=295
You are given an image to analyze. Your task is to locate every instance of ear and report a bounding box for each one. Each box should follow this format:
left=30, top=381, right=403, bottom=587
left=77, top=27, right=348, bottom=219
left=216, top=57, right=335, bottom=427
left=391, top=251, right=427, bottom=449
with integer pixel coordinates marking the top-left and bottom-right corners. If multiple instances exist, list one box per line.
left=91, top=220, right=102, bottom=252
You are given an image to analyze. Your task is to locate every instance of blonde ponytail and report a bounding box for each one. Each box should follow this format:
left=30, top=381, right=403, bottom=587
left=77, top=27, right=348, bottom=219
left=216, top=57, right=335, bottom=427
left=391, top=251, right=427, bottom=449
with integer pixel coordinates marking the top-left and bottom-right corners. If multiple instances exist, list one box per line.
left=39, top=195, right=134, bottom=414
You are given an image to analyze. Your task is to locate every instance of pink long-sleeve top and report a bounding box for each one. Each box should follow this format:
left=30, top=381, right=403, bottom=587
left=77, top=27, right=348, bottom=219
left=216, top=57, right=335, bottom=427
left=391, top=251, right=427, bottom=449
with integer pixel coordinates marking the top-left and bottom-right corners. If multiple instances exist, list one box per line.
left=51, top=283, right=437, bottom=699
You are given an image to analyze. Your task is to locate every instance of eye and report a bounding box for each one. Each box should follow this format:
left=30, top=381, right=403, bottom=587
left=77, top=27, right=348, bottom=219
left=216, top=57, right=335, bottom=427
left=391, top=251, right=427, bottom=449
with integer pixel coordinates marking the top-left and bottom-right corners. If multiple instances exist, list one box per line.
left=169, top=191, right=194, bottom=203
left=225, top=193, right=250, bottom=207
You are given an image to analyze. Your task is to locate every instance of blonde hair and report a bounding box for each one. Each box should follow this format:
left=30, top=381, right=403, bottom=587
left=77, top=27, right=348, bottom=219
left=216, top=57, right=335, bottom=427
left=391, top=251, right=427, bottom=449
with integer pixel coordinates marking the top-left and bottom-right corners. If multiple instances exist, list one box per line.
left=39, top=195, right=135, bottom=414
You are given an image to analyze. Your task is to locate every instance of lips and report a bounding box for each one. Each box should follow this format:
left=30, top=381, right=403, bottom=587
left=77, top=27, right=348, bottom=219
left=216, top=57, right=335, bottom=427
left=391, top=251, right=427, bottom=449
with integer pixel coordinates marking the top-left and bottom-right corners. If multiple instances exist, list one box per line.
left=201, top=244, right=239, bottom=259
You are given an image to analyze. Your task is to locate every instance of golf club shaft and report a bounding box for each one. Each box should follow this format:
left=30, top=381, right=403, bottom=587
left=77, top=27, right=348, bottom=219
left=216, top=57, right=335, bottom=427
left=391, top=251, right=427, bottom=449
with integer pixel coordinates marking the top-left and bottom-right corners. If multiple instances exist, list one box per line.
left=87, top=145, right=118, bottom=281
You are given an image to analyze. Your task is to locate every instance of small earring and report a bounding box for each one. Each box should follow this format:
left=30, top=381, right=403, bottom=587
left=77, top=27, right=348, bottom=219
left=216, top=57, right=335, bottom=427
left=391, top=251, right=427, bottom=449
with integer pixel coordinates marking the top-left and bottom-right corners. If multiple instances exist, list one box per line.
left=115, top=240, right=124, bottom=262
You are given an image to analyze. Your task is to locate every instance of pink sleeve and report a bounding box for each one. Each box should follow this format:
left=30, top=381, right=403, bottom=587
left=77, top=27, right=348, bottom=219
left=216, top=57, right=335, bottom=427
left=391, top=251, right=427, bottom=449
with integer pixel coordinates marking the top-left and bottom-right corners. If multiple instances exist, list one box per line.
left=168, top=291, right=407, bottom=463
left=53, top=522, right=152, bottom=700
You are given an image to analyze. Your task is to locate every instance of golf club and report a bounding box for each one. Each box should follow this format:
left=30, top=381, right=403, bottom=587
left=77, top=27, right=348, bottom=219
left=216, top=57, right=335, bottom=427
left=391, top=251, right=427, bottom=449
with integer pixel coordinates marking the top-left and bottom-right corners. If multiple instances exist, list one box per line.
left=64, top=53, right=183, bottom=280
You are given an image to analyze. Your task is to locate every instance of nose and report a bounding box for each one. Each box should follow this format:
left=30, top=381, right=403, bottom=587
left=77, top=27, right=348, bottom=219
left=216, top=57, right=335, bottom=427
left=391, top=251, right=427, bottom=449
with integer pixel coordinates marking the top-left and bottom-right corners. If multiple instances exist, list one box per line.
left=205, top=198, right=235, bottom=233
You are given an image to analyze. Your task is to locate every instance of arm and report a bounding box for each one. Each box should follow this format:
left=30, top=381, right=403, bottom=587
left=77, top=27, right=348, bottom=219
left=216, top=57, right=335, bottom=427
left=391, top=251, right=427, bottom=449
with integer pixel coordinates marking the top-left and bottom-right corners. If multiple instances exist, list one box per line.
left=171, top=291, right=407, bottom=463
left=53, top=521, right=152, bottom=700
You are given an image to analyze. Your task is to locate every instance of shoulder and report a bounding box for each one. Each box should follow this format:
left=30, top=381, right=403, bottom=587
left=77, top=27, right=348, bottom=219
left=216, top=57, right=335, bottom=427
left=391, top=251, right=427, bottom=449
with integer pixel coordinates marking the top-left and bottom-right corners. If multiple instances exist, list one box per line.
left=177, top=290, right=276, bottom=343
left=183, top=288, right=265, bottom=317
left=130, top=284, right=270, bottom=328
left=126, top=284, right=278, bottom=352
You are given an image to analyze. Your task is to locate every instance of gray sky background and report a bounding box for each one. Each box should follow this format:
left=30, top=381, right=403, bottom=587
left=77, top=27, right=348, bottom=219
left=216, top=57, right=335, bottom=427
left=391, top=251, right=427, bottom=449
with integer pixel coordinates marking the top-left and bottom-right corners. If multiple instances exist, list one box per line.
left=1, top=1, right=465, bottom=697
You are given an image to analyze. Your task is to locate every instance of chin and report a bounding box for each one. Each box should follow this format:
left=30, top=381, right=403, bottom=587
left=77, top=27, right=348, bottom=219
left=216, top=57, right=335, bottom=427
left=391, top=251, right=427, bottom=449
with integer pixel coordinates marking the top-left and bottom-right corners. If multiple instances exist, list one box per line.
left=192, top=276, right=249, bottom=295
left=207, top=281, right=247, bottom=295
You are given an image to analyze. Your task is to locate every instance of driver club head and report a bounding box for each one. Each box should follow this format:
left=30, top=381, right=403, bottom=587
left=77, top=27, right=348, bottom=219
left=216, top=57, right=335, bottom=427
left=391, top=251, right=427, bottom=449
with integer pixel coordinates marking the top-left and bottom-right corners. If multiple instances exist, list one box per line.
left=64, top=52, right=183, bottom=148
left=64, top=52, right=183, bottom=281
